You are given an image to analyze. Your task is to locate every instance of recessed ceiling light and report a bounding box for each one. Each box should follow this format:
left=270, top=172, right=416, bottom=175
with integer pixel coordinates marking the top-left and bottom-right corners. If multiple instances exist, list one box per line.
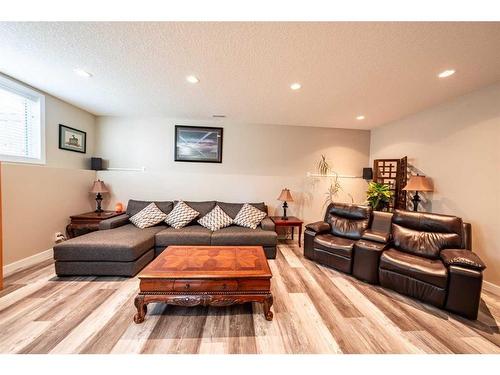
left=356, top=115, right=365, bottom=120
left=73, top=69, right=92, bottom=78
left=186, top=75, right=200, bottom=84
left=290, top=83, right=301, bottom=90
left=438, top=69, right=455, bottom=78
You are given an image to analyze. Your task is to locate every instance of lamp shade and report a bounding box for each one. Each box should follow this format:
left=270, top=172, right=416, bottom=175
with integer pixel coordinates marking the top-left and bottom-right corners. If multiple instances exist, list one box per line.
left=90, top=180, right=109, bottom=194
left=403, top=175, right=433, bottom=192
left=277, top=188, right=294, bottom=202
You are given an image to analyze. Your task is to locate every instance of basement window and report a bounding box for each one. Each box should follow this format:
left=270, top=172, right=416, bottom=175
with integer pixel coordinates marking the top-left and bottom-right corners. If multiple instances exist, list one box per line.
left=0, top=75, right=45, bottom=164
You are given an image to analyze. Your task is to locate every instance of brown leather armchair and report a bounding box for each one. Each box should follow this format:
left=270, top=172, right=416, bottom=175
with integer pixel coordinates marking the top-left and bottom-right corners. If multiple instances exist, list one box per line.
left=304, top=202, right=372, bottom=274
left=379, top=210, right=486, bottom=319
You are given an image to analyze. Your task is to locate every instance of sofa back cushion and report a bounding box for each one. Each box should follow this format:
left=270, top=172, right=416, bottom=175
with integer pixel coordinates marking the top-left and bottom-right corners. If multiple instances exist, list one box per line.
left=324, top=202, right=371, bottom=240
left=126, top=200, right=173, bottom=217
left=391, top=210, right=463, bottom=259
left=174, top=201, right=216, bottom=220
left=217, top=202, right=268, bottom=219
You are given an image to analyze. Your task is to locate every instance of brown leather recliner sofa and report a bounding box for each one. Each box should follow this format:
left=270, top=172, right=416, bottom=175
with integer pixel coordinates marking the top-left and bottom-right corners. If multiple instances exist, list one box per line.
left=304, top=202, right=486, bottom=319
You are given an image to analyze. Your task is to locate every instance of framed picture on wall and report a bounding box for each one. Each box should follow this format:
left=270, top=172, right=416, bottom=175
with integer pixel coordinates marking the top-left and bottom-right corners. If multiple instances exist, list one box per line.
left=59, top=124, right=87, bottom=153
left=174, top=125, right=223, bottom=163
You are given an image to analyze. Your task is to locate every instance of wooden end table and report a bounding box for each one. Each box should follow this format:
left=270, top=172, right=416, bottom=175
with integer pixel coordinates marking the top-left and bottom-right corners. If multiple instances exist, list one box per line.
left=66, top=211, right=124, bottom=238
left=134, top=246, right=274, bottom=323
left=270, top=216, right=304, bottom=247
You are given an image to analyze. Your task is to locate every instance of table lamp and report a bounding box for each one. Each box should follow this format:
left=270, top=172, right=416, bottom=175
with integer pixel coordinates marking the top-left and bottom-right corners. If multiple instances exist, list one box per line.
left=90, top=180, right=109, bottom=213
left=277, top=188, right=294, bottom=220
left=402, top=175, right=433, bottom=211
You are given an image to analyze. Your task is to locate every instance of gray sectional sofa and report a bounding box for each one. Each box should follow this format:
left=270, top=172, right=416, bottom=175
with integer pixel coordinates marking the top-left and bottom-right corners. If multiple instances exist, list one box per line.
left=53, top=200, right=278, bottom=277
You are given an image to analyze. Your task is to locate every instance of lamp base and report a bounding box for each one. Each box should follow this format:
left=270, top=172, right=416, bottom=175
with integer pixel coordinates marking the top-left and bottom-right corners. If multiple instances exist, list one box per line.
left=411, top=191, right=421, bottom=212
left=281, top=201, right=288, bottom=220
left=95, top=193, right=103, bottom=213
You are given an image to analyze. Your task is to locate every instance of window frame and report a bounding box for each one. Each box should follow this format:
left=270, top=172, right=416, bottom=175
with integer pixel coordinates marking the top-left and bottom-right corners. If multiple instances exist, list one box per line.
left=0, top=75, right=46, bottom=165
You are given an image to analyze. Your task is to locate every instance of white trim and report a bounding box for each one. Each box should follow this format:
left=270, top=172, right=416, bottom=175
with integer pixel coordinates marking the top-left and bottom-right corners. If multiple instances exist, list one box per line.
left=483, top=281, right=500, bottom=297
left=306, top=172, right=361, bottom=179
left=2, top=248, right=53, bottom=277
left=106, top=167, right=146, bottom=172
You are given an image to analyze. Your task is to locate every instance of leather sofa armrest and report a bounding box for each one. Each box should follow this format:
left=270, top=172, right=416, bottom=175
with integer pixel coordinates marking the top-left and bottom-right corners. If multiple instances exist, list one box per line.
left=99, top=214, right=130, bottom=230
left=361, top=229, right=390, bottom=244
left=260, top=216, right=276, bottom=232
left=440, top=249, right=486, bottom=271
left=305, top=221, right=331, bottom=234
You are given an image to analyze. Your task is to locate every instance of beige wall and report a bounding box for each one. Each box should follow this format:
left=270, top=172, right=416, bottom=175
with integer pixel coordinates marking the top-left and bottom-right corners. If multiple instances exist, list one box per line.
left=2, top=164, right=96, bottom=264
left=1, top=73, right=97, bottom=266
left=95, top=117, right=371, bottom=224
left=370, top=83, right=500, bottom=286
left=45, top=94, right=96, bottom=169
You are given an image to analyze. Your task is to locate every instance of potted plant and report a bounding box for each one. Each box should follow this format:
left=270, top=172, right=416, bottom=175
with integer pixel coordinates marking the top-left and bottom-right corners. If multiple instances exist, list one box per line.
left=366, top=182, right=393, bottom=211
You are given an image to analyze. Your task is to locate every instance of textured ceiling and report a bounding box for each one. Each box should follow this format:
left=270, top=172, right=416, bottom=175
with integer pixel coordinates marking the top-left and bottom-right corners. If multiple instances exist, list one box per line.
left=1, top=22, right=500, bottom=129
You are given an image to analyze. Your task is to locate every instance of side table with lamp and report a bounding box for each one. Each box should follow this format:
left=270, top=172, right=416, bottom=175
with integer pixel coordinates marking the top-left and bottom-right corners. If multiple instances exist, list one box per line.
left=271, top=188, right=304, bottom=247
left=66, top=180, right=123, bottom=238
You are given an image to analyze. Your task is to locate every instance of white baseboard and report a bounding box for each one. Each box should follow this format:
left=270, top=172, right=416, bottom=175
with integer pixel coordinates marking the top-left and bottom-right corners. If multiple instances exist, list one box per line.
left=3, top=248, right=53, bottom=277
left=483, top=280, right=500, bottom=297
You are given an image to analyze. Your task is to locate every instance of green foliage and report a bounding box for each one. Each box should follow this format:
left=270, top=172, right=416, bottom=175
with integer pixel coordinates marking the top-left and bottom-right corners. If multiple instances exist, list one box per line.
left=366, top=182, right=393, bottom=211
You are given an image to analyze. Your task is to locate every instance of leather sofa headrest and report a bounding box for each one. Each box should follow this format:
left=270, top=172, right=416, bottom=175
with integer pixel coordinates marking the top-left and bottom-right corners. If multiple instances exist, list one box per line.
left=392, top=209, right=463, bottom=235
left=327, top=202, right=372, bottom=221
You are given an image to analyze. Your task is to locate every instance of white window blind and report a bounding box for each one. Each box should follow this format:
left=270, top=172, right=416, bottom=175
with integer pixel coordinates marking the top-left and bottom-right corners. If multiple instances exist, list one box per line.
left=0, top=75, right=45, bottom=164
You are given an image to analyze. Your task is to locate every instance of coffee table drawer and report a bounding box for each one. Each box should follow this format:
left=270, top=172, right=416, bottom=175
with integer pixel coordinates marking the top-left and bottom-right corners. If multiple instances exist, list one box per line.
left=173, top=279, right=238, bottom=292
left=140, top=279, right=175, bottom=292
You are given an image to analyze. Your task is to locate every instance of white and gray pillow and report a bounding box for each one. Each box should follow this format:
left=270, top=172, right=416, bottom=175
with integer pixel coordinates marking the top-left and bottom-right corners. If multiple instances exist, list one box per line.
left=233, top=203, right=267, bottom=229
left=198, top=205, right=233, bottom=231
left=165, top=201, right=200, bottom=229
left=129, top=202, right=168, bottom=229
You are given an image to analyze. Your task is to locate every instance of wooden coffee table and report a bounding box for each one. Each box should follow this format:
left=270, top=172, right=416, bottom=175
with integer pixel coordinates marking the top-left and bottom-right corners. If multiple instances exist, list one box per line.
left=133, top=245, right=273, bottom=323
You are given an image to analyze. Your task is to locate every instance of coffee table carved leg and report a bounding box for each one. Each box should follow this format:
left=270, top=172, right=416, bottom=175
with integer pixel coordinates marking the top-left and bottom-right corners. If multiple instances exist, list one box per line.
left=134, top=294, right=147, bottom=324
left=263, top=294, right=274, bottom=321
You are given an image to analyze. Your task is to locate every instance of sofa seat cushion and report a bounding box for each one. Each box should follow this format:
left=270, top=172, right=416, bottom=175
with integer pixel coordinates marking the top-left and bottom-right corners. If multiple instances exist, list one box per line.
left=210, top=225, right=277, bottom=246
left=53, top=224, right=163, bottom=262
left=380, top=248, right=448, bottom=288
left=155, top=225, right=213, bottom=247
left=313, top=234, right=355, bottom=258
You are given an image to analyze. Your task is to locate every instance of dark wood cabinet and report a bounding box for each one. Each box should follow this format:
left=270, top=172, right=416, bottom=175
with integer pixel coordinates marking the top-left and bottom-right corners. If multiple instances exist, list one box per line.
left=66, top=211, right=124, bottom=238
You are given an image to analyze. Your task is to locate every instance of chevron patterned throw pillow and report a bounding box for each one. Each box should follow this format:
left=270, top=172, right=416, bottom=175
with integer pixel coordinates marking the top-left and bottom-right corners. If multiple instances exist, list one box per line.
left=198, top=205, right=233, bottom=231
left=165, top=201, right=200, bottom=229
left=129, top=202, right=168, bottom=229
left=233, top=203, right=267, bottom=229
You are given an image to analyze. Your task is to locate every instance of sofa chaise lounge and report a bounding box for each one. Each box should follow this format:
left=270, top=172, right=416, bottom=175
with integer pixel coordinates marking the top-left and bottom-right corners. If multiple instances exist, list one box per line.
left=53, top=200, right=277, bottom=277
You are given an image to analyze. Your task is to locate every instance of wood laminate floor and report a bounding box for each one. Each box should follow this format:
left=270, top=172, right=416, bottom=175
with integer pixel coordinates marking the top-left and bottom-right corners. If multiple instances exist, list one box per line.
left=0, top=241, right=499, bottom=354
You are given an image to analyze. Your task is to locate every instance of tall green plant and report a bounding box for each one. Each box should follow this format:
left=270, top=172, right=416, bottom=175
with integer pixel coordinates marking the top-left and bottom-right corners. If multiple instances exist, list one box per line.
left=366, top=182, right=393, bottom=211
